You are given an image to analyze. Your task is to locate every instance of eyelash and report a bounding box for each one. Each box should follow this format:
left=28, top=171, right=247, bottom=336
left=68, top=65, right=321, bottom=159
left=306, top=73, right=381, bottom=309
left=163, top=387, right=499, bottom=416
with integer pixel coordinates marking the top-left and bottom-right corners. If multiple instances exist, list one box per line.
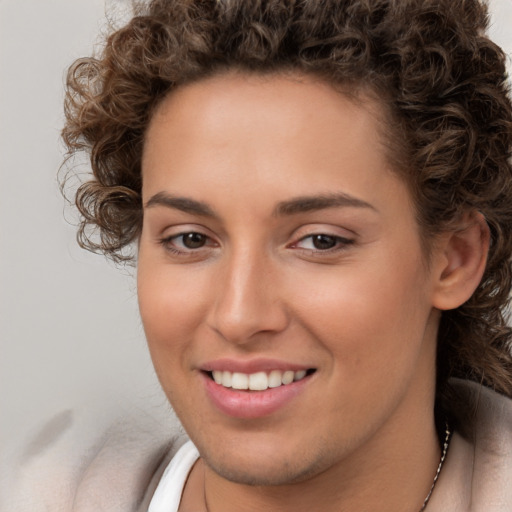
left=159, top=232, right=354, bottom=257
left=159, top=232, right=216, bottom=255
left=292, top=233, right=355, bottom=254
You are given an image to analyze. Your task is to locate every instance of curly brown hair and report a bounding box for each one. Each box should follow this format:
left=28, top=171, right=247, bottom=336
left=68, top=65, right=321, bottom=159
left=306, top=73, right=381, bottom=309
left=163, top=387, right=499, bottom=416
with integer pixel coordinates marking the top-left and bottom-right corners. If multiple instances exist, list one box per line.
left=62, top=0, right=512, bottom=423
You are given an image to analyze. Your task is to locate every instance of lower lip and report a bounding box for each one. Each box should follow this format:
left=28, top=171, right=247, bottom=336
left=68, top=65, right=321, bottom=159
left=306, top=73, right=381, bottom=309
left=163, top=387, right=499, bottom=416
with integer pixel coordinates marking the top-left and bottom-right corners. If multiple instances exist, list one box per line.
left=202, top=373, right=311, bottom=419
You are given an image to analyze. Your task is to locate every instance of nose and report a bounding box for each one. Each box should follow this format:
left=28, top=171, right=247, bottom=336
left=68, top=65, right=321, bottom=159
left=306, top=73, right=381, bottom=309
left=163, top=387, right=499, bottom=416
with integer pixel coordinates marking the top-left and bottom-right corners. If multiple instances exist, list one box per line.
left=206, top=248, right=289, bottom=344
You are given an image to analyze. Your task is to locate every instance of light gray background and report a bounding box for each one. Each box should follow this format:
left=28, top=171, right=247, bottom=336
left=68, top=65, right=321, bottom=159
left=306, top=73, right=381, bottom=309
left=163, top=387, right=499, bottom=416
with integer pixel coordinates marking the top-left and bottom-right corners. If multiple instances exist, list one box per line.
left=0, top=0, right=168, bottom=458
left=1, top=0, right=511, bottom=469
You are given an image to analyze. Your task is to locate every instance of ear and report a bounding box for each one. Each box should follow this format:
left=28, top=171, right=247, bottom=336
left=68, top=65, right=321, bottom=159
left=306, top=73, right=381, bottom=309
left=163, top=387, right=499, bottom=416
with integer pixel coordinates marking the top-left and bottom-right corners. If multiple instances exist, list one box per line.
left=431, top=211, right=490, bottom=311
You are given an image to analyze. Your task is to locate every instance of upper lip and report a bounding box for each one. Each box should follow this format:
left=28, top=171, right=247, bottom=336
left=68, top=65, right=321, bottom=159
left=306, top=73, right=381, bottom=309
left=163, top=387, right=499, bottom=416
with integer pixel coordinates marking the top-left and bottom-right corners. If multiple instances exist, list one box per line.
left=200, top=358, right=313, bottom=374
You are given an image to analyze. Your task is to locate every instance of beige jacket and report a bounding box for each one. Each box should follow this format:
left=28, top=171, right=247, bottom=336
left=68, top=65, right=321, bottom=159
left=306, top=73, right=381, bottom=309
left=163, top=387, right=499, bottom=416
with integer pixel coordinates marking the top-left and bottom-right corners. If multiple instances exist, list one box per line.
left=428, top=381, right=512, bottom=511
left=3, top=380, right=512, bottom=512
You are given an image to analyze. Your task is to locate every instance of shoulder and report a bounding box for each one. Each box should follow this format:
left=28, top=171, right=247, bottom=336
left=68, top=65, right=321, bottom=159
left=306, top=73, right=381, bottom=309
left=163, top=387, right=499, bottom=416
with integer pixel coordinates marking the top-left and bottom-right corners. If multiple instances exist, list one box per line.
left=451, top=378, right=512, bottom=455
left=430, top=379, right=512, bottom=512
left=456, top=379, right=512, bottom=509
left=2, top=407, right=186, bottom=512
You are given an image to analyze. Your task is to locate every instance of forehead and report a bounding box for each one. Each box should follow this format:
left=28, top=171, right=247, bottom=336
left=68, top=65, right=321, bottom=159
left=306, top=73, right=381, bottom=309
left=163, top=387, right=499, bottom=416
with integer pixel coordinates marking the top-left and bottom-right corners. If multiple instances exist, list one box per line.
left=144, top=71, right=386, bottom=148
left=143, top=72, right=394, bottom=184
left=141, top=72, right=416, bottom=225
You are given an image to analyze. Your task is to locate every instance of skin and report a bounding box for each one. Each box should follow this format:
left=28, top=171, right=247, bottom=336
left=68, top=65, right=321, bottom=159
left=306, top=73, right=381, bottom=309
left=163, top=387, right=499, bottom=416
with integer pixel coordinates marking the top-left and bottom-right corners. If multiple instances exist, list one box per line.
left=137, top=72, right=480, bottom=512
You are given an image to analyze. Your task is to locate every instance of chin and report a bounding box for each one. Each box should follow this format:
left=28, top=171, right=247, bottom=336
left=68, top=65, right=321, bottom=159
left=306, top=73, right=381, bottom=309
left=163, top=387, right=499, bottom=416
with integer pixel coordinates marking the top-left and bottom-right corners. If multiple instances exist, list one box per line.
left=201, top=441, right=336, bottom=487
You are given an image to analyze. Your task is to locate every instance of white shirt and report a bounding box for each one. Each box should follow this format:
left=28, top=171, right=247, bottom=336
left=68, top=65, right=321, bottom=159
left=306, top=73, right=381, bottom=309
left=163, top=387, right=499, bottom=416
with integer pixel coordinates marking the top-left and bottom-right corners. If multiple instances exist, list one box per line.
left=148, top=441, right=199, bottom=512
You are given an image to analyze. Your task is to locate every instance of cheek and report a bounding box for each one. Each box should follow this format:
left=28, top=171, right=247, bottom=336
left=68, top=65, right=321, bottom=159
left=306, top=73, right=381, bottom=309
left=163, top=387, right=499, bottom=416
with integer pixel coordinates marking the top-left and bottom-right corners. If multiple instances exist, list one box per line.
left=290, top=253, right=430, bottom=376
left=137, top=264, right=208, bottom=374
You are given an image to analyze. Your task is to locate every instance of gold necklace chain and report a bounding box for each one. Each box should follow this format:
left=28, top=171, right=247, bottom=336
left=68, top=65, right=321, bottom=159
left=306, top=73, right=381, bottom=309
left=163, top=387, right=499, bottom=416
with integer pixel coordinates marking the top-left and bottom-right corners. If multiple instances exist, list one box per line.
left=418, top=423, right=452, bottom=512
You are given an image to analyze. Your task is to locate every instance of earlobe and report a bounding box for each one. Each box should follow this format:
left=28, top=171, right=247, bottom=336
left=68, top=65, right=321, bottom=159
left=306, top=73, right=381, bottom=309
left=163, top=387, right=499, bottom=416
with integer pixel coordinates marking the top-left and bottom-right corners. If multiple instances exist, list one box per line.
left=431, top=211, right=490, bottom=311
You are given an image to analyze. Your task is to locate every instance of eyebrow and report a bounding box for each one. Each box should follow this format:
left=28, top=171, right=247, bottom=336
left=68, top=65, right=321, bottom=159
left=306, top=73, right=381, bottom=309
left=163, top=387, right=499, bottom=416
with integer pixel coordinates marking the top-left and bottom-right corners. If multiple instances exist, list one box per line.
left=144, top=191, right=377, bottom=218
left=145, top=192, right=217, bottom=217
left=274, top=193, right=377, bottom=216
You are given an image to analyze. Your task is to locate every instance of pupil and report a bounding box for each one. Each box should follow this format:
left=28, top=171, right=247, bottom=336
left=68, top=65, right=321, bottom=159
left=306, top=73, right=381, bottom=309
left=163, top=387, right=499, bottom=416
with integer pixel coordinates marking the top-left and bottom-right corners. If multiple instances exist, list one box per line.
left=313, top=234, right=336, bottom=250
left=183, top=233, right=206, bottom=249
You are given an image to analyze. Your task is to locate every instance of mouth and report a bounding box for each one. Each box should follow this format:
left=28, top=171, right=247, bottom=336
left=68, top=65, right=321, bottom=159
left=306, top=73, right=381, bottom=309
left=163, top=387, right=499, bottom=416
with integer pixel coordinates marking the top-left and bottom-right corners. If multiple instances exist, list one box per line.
left=201, top=365, right=317, bottom=418
left=205, top=368, right=316, bottom=392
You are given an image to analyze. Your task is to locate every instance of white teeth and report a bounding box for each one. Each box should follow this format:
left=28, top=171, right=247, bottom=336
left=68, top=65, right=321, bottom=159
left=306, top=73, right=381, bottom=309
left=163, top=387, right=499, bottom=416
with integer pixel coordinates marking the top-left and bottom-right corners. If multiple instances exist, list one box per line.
left=294, top=370, right=307, bottom=381
left=268, top=370, right=283, bottom=388
left=221, top=370, right=232, bottom=388
left=281, top=370, right=294, bottom=385
left=211, top=369, right=310, bottom=391
left=249, top=372, right=268, bottom=391
left=231, top=372, right=249, bottom=390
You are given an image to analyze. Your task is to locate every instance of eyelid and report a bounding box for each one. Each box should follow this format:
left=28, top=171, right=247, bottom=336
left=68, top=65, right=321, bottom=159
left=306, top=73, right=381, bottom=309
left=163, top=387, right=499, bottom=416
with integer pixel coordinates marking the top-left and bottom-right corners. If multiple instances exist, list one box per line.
left=289, top=224, right=355, bottom=242
left=292, top=233, right=354, bottom=251
left=159, top=223, right=217, bottom=241
left=286, top=224, right=357, bottom=256
left=164, top=232, right=215, bottom=247
left=158, top=225, right=219, bottom=255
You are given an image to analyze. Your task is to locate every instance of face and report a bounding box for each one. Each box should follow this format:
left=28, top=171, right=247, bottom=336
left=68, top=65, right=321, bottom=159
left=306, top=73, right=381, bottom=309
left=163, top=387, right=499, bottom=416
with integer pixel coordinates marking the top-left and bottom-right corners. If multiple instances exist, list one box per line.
left=138, top=72, right=440, bottom=486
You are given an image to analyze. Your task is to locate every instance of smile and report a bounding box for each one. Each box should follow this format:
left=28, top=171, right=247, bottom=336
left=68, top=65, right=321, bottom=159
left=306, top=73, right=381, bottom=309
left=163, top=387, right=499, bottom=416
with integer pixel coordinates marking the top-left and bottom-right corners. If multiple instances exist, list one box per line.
left=203, top=368, right=316, bottom=418
left=210, top=369, right=311, bottom=391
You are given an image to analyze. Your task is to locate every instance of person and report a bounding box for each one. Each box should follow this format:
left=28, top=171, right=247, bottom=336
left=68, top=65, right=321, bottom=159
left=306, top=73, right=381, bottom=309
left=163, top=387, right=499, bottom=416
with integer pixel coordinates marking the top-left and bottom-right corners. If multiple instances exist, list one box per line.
left=56, top=0, right=512, bottom=510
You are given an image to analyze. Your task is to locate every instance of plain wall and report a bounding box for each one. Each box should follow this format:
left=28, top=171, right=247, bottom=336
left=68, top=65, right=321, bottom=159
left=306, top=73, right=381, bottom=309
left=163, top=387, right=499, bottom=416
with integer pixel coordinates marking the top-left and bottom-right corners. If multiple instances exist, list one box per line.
left=1, top=0, right=512, bottom=472
left=0, top=0, right=168, bottom=457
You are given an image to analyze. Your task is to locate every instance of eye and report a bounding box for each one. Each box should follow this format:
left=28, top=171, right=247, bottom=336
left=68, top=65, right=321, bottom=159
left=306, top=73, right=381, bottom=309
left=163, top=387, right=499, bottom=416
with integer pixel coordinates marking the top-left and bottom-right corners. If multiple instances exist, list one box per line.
left=308, top=234, right=338, bottom=250
left=159, top=231, right=216, bottom=254
left=179, top=232, right=208, bottom=249
left=294, top=233, right=354, bottom=252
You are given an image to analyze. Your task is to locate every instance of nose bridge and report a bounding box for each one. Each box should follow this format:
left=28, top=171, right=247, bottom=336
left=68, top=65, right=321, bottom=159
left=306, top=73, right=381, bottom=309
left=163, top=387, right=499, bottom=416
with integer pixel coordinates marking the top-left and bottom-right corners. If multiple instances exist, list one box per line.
left=209, top=243, right=286, bottom=343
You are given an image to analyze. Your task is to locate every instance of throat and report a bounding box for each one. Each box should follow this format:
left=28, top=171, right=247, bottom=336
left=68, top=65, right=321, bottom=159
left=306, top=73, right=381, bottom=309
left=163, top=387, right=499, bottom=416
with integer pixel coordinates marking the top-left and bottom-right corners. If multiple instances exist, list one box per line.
left=178, top=458, right=207, bottom=512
